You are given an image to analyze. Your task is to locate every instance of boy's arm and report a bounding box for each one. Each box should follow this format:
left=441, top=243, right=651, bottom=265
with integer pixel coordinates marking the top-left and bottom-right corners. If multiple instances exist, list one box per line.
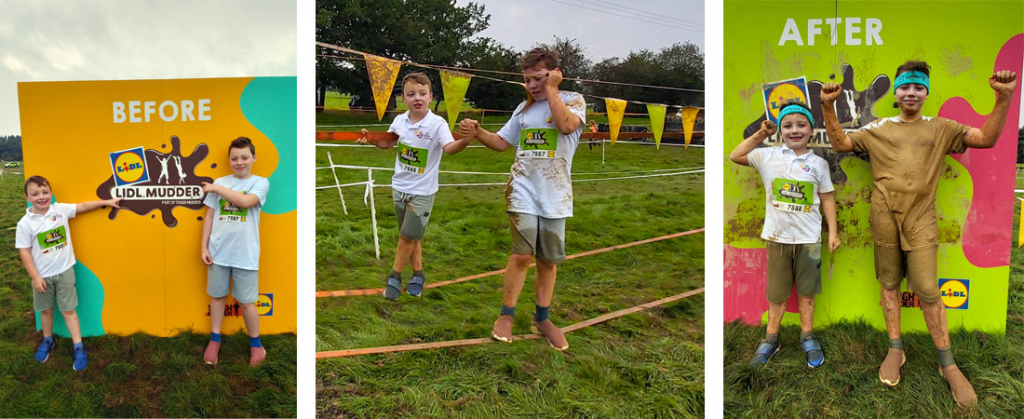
left=356, top=128, right=398, bottom=149
left=544, top=69, right=583, bottom=135
left=730, top=120, right=776, bottom=166
left=820, top=83, right=855, bottom=153
left=18, top=248, right=47, bottom=293
left=461, top=119, right=511, bottom=151
left=962, top=71, right=1017, bottom=149
left=202, top=183, right=261, bottom=208
left=200, top=206, right=214, bottom=265
left=76, top=198, right=122, bottom=214
left=820, top=191, right=840, bottom=251
left=442, top=134, right=472, bottom=155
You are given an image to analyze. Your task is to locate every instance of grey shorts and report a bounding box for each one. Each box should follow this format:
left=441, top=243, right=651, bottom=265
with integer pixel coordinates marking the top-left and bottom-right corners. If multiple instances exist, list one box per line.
left=765, top=242, right=822, bottom=304
left=509, top=212, right=566, bottom=264
left=207, top=264, right=259, bottom=304
left=33, top=268, right=78, bottom=312
left=393, top=191, right=436, bottom=241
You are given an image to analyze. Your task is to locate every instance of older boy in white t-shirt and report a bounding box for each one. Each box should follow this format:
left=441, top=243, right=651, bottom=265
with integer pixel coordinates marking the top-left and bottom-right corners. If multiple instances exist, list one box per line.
left=459, top=47, right=587, bottom=351
left=358, top=72, right=472, bottom=300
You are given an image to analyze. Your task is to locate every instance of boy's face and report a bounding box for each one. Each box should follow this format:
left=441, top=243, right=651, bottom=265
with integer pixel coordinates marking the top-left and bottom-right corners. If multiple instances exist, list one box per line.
left=25, top=182, right=52, bottom=212
left=402, top=81, right=432, bottom=115
left=779, top=113, right=813, bottom=150
left=895, top=83, right=928, bottom=114
left=229, top=147, right=256, bottom=178
left=523, top=65, right=551, bottom=101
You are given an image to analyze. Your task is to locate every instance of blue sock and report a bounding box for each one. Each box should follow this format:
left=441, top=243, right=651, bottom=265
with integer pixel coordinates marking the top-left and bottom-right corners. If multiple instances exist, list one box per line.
left=535, top=304, right=550, bottom=322
left=42, top=336, right=54, bottom=344
left=73, top=342, right=84, bottom=350
left=249, top=336, right=262, bottom=348
left=210, top=332, right=222, bottom=343
left=500, top=305, right=515, bottom=317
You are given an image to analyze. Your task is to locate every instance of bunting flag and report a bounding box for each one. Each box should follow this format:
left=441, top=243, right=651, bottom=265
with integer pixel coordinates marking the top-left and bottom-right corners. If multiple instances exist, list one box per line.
left=363, top=54, right=402, bottom=121
left=605, top=98, right=627, bottom=145
left=646, top=104, right=666, bottom=149
left=1019, top=200, right=1023, bottom=248
left=681, top=106, right=700, bottom=148
left=440, top=70, right=473, bottom=130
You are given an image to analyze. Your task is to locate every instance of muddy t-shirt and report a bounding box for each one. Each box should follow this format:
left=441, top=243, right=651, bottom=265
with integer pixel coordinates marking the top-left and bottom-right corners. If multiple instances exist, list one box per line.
left=747, top=145, right=834, bottom=244
left=15, top=203, right=77, bottom=278
left=848, top=116, right=971, bottom=214
left=387, top=110, right=455, bottom=196
left=496, top=91, right=587, bottom=218
left=203, top=175, right=269, bottom=270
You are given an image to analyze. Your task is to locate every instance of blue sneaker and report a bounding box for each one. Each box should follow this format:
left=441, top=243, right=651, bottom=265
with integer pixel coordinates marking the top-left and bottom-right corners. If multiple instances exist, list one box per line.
left=750, top=340, right=780, bottom=367
left=803, top=338, right=824, bottom=368
left=35, top=336, right=55, bottom=363
left=72, top=345, right=88, bottom=371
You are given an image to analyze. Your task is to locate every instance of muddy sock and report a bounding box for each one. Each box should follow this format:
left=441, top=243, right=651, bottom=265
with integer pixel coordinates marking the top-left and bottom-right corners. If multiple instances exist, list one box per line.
left=413, top=270, right=424, bottom=278
left=535, top=304, right=550, bottom=322
left=388, top=270, right=401, bottom=280
left=937, top=347, right=955, bottom=367
left=765, top=333, right=779, bottom=344
left=888, top=338, right=903, bottom=350
left=800, top=331, right=814, bottom=342
left=500, top=305, right=515, bottom=318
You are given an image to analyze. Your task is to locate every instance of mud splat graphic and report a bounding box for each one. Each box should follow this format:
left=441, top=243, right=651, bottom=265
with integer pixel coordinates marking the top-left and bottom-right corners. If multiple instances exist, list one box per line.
left=97, top=136, right=214, bottom=227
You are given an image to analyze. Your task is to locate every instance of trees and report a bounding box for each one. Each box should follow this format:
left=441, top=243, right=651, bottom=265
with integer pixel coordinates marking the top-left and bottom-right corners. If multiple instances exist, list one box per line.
left=0, top=135, right=22, bottom=161
left=589, top=42, right=704, bottom=113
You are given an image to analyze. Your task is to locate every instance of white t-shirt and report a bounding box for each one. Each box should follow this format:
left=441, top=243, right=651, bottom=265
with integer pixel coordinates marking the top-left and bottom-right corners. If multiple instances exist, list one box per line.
left=747, top=145, right=835, bottom=244
left=15, top=203, right=77, bottom=278
left=496, top=91, right=587, bottom=218
left=203, top=174, right=270, bottom=270
left=387, top=110, right=456, bottom=196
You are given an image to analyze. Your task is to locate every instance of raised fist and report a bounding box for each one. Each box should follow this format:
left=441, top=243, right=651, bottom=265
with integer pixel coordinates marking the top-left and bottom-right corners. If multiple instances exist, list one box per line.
left=458, top=118, right=479, bottom=139
left=820, top=82, right=843, bottom=105
left=545, top=68, right=564, bottom=90
left=759, top=119, right=777, bottom=136
left=990, top=70, right=1017, bottom=96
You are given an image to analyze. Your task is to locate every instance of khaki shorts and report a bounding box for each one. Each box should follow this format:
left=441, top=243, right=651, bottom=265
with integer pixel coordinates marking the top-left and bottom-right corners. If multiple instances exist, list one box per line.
left=765, top=242, right=822, bottom=304
left=509, top=212, right=566, bottom=264
left=33, top=268, right=78, bottom=312
left=393, top=191, right=436, bottom=241
left=873, top=244, right=940, bottom=303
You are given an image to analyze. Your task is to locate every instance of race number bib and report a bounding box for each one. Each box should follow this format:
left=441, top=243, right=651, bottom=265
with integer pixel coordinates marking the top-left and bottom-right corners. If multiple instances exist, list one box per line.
left=518, top=128, right=558, bottom=158
left=218, top=199, right=249, bottom=222
left=36, top=226, right=68, bottom=251
left=397, top=145, right=428, bottom=174
left=771, top=178, right=814, bottom=213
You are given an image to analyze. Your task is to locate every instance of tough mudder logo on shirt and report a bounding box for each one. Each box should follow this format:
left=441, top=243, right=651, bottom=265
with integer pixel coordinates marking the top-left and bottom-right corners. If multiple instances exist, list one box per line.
left=398, top=145, right=427, bottom=174
left=36, top=226, right=67, bottom=251
left=96, top=135, right=215, bottom=227
left=519, top=128, right=558, bottom=158
left=772, top=178, right=814, bottom=213
left=218, top=198, right=248, bottom=222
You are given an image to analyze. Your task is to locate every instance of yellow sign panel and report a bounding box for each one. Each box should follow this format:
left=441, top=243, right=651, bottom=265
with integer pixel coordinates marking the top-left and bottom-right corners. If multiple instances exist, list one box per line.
left=18, top=77, right=296, bottom=337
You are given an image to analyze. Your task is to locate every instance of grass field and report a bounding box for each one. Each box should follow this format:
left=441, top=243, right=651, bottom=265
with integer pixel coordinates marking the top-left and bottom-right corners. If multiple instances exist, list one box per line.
left=723, top=201, right=1024, bottom=418
left=0, top=173, right=297, bottom=417
left=315, top=137, right=706, bottom=417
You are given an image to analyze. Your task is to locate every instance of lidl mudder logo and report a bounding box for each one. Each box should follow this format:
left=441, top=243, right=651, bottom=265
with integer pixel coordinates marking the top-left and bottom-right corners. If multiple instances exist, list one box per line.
left=939, top=278, right=969, bottom=310
left=97, top=135, right=214, bottom=227
left=778, top=182, right=806, bottom=201
left=400, top=147, right=421, bottom=164
left=110, top=146, right=150, bottom=186
left=524, top=130, right=550, bottom=148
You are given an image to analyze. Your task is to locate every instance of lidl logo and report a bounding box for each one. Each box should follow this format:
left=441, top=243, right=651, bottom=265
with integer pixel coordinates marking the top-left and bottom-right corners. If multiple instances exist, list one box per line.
left=939, top=278, right=969, bottom=310
left=109, top=146, right=150, bottom=186
left=257, top=293, right=274, bottom=316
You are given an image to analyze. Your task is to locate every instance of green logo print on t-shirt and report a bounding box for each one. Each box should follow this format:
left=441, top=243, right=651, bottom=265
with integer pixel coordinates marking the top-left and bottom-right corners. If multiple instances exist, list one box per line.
left=37, top=225, right=67, bottom=250
left=772, top=178, right=814, bottom=213
left=398, top=145, right=428, bottom=174
left=519, top=128, right=558, bottom=158
left=219, top=199, right=249, bottom=222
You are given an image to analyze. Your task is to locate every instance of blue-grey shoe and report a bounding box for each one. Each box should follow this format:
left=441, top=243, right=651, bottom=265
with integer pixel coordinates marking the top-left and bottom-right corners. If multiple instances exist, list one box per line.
left=35, top=336, right=55, bottom=363
left=407, top=273, right=425, bottom=297
left=803, top=338, right=824, bottom=368
left=383, top=276, right=402, bottom=300
left=72, top=345, right=88, bottom=371
left=750, top=340, right=780, bottom=367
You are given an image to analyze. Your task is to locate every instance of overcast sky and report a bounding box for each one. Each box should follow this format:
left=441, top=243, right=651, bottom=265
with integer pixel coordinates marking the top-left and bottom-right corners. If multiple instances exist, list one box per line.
left=455, top=0, right=705, bottom=62
left=0, top=0, right=296, bottom=135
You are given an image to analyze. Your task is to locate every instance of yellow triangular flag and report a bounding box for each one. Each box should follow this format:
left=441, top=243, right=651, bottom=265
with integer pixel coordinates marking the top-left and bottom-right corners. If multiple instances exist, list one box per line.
left=440, top=70, right=472, bottom=130
left=363, top=54, right=402, bottom=121
left=681, top=106, right=700, bottom=148
left=605, top=98, right=627, bottom=145
left=646, top=104, right=666, bottom=150
left=1018, top=200, right=1023, bottom=248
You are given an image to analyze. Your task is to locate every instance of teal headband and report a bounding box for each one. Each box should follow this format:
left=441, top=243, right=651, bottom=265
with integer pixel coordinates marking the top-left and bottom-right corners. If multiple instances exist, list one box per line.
left=893, top=71, right=930, bottom=94
left=777, top=105, right=814, bottom=127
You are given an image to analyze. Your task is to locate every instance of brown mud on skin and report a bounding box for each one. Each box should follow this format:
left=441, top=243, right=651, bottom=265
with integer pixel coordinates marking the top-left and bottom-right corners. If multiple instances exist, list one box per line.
left=96, top=135, right=214, bottom=227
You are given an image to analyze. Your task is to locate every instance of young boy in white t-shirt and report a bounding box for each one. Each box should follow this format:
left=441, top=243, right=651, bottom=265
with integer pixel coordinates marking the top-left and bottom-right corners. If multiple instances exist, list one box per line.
left=200, top=137, right=270, bottom=367
left=729, top=102, right=839, bottom=368
left=357, top=72, right=472, bottom=300
left=16, top=175, right=121, bottom=371
left=458, top=47, right=587, bottom=351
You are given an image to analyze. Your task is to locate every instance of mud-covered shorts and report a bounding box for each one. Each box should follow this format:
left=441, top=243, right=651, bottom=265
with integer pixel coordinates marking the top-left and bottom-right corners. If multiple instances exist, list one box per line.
left=766, top=242, right=822, bottom=304
left=393, top=191, right=436, bottom=241
left=509, top=212, right=566, bottom=264
left=870, top=193, right=940, bottom=303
